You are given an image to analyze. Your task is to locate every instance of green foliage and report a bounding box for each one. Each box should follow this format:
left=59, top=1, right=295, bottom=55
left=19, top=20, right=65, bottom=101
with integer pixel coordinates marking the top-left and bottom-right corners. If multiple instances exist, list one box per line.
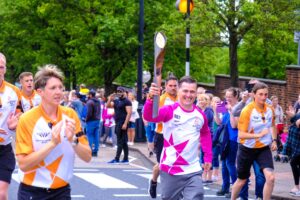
left=0, top=0, right=298, bottom=91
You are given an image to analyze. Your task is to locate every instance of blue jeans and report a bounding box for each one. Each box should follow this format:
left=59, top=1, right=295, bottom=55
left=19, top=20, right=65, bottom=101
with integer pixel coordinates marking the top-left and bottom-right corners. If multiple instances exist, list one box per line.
left=238, top=161, right=265, bottom=199
left=222, top=141, right=238, bottom=192
left=145, top=122, right=155, bottom=143
left=86, top=120, right=100, bottom=153
left=253, top=160, right=265, bottom=198
left=212, top=144, right=221, bottom=168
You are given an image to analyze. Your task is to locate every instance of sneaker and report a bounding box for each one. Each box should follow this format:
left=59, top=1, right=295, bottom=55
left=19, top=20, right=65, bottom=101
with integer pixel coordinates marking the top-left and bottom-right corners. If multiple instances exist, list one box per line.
left=290, top=188, right=300, bottom=196
left=149, top=151, right=154, bottom=157
left=148, top=179, right=157, bottom=198
left=100, top=144, right=106, bottom=147
left=203, top=180, right=213, bottom=186
left=293, top=191, right=300, bottom=196
left=216, top=189, right=229, bottom=196
left=128, top=142, right=134, bottom=146
left=225, top=192, right=231, bottom=198
left=107, top=159, right=120, bottom=164
left=92, top=152, right=98, bottom=157
left=212, top=175, right=219, bottom=182
left=256, top=198, right=263, bottom=200
left=120, top=159, right=129, bottom=164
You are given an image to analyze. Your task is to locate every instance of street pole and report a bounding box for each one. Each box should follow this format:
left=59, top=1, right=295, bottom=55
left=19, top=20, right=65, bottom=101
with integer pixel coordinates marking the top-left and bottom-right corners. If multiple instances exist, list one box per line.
left=298, top=37, right=300, bottom=66
left=136, top=0, right=145, bottom=142
left=185, top=0, right=191, bottom=76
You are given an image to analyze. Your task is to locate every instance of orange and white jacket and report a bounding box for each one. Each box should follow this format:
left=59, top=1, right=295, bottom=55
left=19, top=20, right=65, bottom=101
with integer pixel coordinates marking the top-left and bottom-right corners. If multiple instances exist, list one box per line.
left=20, top=90, right=41, bottom=112
left=0, top=81, right=21, bottom=145
left=16, top=105, right=88, bottom=189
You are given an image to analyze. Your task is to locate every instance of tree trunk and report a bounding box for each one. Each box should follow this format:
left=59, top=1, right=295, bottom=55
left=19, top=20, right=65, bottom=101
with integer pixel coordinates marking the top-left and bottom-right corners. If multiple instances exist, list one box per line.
left=103, top=70, right=114, bottom=98
left=229, top=33, right=239, bottom=87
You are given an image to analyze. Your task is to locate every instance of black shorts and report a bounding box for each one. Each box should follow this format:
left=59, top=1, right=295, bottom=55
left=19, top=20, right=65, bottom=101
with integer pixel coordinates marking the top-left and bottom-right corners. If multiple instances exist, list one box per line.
left=0, top=144, right=16, bottom=184
left=18, top=183, right=71, bottom=200
left=237, top=144, right=274, bottom=179
left=154, top=132, right=164, bottom=163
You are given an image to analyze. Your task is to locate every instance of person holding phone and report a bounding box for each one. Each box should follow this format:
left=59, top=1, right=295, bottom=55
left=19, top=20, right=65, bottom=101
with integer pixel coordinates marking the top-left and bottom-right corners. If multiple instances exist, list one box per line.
left=215, top=87, right=241, bottom=198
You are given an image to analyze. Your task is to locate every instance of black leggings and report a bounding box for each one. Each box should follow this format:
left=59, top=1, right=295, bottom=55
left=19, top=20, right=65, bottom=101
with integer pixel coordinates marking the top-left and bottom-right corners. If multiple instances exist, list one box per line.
left=290, top=154, right=300, bottom=185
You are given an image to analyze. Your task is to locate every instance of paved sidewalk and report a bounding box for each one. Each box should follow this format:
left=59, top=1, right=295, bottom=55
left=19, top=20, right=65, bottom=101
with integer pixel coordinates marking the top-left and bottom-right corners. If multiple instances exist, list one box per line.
left=129, top=142, right=299, bottom=200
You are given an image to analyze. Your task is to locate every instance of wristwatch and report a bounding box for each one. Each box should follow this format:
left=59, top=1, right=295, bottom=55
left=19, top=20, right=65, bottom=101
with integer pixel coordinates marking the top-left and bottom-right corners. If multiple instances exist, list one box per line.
left=72, top=131, right=84, bottom=147
left=72, top=137, right=79, bottom=147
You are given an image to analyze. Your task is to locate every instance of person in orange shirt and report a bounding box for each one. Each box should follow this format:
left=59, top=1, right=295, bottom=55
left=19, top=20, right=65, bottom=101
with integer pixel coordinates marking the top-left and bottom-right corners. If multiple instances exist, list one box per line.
left=231, top=82, right=277, bottom=200
left=19, top=72, right=41, bottom=112
left=0, top=52, right=22, bottom=200
left=15, top=64, right=91, bottom=199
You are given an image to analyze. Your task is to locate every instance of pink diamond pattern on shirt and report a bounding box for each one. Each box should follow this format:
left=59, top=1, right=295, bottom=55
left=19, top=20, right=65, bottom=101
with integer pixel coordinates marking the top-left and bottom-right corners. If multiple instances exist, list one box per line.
left=160, top=133, right=190, bottom=175
left=163, top=134, right=174, bottom=147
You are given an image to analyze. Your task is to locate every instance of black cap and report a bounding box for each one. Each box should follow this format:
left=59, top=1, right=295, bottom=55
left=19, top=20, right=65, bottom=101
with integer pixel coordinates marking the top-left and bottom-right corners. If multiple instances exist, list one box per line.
left=117, top=86, right=126, bottom=92
left=89, top=89, right=96, bottom=96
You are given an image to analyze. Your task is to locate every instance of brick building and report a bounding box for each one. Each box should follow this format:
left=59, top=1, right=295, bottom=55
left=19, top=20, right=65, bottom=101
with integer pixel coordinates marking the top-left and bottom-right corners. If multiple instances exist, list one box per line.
left=197, top=65, right=300, bottom=111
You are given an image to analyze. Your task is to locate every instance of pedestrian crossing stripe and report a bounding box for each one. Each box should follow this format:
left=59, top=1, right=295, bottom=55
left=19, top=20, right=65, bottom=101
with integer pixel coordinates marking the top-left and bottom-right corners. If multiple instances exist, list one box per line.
left=11, top=174, right=20, bottom=183
left=137, top=173, right=161, bottom=183
left=74, top=173, right=137, bottom=189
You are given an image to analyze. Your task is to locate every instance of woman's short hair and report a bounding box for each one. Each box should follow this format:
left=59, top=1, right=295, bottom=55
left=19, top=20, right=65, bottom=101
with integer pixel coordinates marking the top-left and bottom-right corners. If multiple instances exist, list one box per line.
left=34, top=64, right=64, bottom=89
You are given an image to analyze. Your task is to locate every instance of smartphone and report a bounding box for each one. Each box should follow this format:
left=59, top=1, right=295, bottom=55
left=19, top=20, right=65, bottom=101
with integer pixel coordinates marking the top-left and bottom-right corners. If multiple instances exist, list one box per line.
left=245, top=83, right=255, bottom=92
left=216, top=101, right=227, bottom=114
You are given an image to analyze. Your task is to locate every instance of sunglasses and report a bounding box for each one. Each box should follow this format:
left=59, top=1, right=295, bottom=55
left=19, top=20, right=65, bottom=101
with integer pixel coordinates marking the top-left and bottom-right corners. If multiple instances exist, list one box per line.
left=117, top=90, right=124, bottom=93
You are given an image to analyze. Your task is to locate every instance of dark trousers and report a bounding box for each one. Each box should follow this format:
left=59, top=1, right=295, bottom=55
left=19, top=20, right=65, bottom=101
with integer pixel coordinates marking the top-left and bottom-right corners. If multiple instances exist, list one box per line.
left=18, top=183, right=71, bottom=200
left=290, top=154, right=300, bottom=185
left=115, top=122, right=129, bottom=161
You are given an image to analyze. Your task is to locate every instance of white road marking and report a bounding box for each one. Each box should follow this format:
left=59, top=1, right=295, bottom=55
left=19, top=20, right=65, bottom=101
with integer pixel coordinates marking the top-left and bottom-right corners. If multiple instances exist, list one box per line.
left=129, top=162, right=151, bottom=171
left=74, top=173, right=137, bottom=189
left=12, top=173, right=20, bottom=183
left=74, top=169, right=99, bottom=172
left=123, top=169, right=151, bottom=173
left=71, top=195, right=85, bottom=198
left=137, top=174, right=160, bottom=183
left=114, top=194, right=161, bottom=197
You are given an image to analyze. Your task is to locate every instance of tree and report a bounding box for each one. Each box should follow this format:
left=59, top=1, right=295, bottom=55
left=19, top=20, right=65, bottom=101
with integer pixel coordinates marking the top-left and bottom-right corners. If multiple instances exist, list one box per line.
left=190, top=0, right=299, bottom=86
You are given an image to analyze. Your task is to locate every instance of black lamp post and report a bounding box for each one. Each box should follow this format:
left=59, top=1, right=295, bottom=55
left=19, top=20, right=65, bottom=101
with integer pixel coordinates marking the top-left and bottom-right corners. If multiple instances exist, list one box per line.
left=176, top=0, right=194, bottom=76
left=136, top=0, right=145, bottom=142
left=295, top=31, right=300, bottom=65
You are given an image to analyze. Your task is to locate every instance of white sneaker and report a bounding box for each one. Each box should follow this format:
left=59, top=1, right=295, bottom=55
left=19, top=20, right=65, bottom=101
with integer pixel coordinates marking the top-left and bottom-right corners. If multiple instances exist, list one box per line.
left=100, top=144, right=106, bottom=147
left=290, top=188, right=300, bottom=196
left=212, top=175, right=219, bottom=182
left=128, top=142, right=134, bottom=146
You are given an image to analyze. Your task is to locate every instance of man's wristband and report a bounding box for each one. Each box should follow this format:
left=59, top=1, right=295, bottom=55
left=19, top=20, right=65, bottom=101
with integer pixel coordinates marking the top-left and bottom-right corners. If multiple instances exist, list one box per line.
left=272, top=139, right=277, bottom=142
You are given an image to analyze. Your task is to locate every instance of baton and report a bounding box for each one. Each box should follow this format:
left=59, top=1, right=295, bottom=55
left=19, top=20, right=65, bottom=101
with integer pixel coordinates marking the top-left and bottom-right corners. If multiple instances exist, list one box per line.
left=153, top=32, right=167, bottom=118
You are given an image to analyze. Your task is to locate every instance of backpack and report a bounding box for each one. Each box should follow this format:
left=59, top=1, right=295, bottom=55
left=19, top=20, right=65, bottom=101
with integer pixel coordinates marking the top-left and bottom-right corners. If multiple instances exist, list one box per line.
left=213, top=122, right=229, bottom=160
left=81, top=103, right=88, bottom=121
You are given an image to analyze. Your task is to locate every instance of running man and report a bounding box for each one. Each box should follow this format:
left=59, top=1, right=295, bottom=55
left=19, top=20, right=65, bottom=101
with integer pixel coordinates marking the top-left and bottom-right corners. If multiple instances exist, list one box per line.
left=148, top=75, right=178, bottom=198
left=19, top=72, right=41, bottom=112
left=144, top=76, right=212, bottom=200
left=0, top=52, right=22, bottom=200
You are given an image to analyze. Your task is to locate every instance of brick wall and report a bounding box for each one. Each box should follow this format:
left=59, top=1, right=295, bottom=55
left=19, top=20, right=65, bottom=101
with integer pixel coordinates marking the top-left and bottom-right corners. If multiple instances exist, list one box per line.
left=197, top=65, right=300, bottom=111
